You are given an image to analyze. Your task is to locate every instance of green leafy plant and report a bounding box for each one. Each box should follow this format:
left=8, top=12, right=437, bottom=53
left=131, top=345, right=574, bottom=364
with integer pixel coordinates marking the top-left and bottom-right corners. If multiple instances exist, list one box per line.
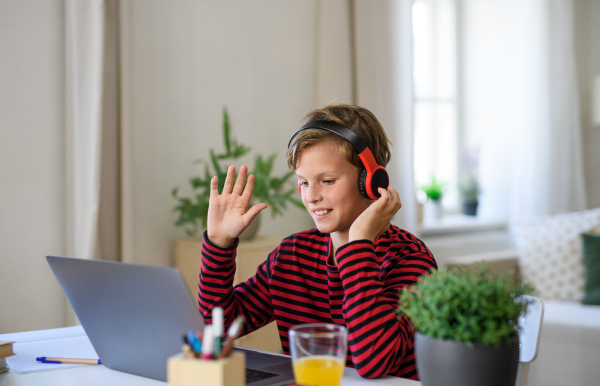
left=398, top=265, right=533, bottom=347
left=421, top=174, right=445, bottom=201
left=171, top=107, right=304, bottom=237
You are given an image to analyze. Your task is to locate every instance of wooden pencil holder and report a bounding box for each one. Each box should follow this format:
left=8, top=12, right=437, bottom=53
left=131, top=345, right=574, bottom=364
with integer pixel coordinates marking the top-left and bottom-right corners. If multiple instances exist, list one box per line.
left=167, top=351, right=245, bottom=386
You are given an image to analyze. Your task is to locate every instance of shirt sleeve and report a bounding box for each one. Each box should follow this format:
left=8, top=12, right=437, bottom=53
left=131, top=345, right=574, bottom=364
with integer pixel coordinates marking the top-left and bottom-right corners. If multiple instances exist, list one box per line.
left=335, top=238, right=436, bottom=379
left=198, top=231, right=276, bottom=337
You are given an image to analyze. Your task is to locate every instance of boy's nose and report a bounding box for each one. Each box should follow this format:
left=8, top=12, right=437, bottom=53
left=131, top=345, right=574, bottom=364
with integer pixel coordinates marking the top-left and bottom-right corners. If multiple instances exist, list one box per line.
left=306, top=186, right=322, bottom=203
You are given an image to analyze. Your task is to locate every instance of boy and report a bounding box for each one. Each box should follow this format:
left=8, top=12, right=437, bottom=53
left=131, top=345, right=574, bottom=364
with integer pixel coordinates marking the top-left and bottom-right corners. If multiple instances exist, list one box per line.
left=198, top=104, right=436, bottom=380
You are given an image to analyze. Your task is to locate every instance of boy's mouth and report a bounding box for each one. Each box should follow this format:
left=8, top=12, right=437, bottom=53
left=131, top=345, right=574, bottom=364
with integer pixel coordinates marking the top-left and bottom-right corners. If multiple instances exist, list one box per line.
left=313, top=209, right=332, bottom=217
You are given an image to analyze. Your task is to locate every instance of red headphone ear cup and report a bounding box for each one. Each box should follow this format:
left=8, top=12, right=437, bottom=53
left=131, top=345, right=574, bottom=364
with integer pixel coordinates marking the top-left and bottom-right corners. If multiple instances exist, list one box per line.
left=298, top=180, right=301, bottom=194
left=359, top=167, right=390, bottom=199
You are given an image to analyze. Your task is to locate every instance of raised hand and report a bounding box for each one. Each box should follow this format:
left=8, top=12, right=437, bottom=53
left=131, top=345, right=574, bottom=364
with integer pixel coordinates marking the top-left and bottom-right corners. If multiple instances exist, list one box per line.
left=206, top=165, right=268, bottom=248
left=348, top=186, right=402, bottom=244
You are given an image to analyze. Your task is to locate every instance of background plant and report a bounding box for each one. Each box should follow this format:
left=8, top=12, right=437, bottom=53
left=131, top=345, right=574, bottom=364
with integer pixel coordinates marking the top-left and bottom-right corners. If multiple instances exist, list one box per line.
left=458, top=146, right=481, bottom=202
left=171, top=108, right=304, bottom=237
left=398, top=265, right=533, bottom=346
left=421, top=174, right=445, bottom=201
left=458, top=172, right=481, bottom=202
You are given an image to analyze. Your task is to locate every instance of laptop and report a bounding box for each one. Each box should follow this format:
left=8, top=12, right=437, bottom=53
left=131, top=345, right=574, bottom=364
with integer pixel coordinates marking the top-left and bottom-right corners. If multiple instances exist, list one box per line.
left=46, top=255, right=295, bottom=385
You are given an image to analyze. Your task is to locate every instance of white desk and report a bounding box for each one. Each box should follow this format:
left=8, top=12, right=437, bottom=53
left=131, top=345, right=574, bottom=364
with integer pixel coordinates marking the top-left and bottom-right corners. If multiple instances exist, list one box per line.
left=0, top=328, right=420, bottom=386
left=0, top=366, right=420, bottom=386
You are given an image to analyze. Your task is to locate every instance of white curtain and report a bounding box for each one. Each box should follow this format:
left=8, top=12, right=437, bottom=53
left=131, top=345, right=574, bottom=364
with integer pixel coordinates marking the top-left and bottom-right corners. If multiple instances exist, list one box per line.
left=464, top=0, right=586, bottom=220
left=64, top=0, right=121, bottom=324
left=65, top=0, right=105, bottom=263
left=316, top=0, right=416, bottom=232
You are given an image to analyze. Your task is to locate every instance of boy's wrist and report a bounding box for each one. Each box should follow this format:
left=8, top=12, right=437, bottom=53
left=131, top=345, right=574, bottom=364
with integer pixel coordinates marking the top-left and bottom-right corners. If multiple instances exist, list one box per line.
left=206, top=232, right=235, bottom=248
left=348, top=231, right=374, bottom=244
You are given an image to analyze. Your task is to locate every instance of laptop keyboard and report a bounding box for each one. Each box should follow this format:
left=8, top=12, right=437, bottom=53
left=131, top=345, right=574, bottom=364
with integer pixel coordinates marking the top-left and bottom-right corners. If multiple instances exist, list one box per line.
left=246, top=368, right=280, bottom=384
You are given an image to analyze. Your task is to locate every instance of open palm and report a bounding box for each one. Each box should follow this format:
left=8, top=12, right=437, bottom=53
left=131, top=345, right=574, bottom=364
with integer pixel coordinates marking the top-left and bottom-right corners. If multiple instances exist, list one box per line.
left=206, top=165, right=268, bottom=248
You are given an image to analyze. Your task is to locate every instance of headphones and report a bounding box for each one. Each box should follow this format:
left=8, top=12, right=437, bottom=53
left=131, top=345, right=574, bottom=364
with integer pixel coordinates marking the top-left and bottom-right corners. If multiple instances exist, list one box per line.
left=288, top=120, right=389, bottom=200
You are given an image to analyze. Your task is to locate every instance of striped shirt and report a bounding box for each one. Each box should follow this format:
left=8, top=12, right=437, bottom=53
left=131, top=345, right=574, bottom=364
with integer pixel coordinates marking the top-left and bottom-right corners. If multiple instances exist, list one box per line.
left=198, top=224, right=436, bottom=380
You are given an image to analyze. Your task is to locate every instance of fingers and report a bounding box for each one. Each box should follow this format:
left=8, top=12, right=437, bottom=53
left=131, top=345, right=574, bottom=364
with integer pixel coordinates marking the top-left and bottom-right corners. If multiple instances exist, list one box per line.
left=222, top=165, right=250, bottom=196
left=210, top=176, right=219, bottom=196
left=377, top=186, right=402, bottom=213
left=242, top=173, right=256, bottom=201
left=243, top=202, right=268, bottom=224
left=389, top=185, right=402, bottom=209
left=232, top=165, right=248, bottom=196
left=376, top=187, right=390, bottom=207
left=222, top=165, right=236, bottom=194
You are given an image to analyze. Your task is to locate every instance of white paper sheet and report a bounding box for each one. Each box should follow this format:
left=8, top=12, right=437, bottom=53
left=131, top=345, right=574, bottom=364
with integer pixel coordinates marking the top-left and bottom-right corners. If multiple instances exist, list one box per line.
left=0, top=326, right=100, bottom=374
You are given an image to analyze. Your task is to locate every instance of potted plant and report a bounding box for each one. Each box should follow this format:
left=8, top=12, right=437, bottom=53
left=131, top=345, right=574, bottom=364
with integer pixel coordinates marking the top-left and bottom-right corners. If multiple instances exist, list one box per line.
left=458, top=146, right=481, bottom=216
left=420, top=174, right=445, bottom=222
left=458, top=171, right=480, bottom=216
left=398, top=266, right=533, bottom=386
left=171, top=107, right=304, bottom=239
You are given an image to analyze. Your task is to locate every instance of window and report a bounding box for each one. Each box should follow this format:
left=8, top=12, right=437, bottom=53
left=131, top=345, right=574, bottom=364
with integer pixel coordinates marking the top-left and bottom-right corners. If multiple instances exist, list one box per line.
left=412, top=0, right=459, bottom=212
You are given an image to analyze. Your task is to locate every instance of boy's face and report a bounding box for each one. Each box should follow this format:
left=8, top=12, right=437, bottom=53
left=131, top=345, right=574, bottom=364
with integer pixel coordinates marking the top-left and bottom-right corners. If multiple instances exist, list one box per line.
left=295, top=139, right=372, bottom=236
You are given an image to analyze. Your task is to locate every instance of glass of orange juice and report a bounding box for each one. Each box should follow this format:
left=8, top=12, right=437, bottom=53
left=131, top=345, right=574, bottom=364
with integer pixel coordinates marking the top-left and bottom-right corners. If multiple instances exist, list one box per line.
left=289, top=324, right=347, bottom=386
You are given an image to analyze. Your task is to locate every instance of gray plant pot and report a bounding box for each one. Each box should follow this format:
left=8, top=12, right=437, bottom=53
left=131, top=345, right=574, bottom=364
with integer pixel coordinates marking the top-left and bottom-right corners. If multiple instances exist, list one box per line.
left=462, top=200, right=478, bottom=216
left=415, top=332, right=519, bottom=386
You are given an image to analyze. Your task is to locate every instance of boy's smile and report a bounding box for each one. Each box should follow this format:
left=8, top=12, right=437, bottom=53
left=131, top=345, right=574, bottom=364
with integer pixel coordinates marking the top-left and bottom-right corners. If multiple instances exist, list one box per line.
left=295, top=139, right=372, bottom=243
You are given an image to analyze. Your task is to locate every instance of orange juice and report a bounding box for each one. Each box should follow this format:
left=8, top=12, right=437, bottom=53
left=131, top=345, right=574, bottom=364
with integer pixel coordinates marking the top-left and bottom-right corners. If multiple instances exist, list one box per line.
left=292, top=355, right=344, bottom=386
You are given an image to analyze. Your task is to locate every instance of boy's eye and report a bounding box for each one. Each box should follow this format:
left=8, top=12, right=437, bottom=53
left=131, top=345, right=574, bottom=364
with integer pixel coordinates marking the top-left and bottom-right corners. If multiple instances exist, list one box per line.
left=300, top=181, right=309, bottom=187
left=323, top=179, right=335, bottom=185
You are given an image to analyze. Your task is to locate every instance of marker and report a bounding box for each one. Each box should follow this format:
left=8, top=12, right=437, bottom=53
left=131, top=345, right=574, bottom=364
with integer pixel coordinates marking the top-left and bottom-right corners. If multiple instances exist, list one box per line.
left=195, top=330, right=204, bottom=344
left=213, top=307, right=223, bottom=358
left=36, top=357, right=102, bottom=365
left=219, top=316, right=244, bottom=359
left=201, top=325, right=214, bottom=360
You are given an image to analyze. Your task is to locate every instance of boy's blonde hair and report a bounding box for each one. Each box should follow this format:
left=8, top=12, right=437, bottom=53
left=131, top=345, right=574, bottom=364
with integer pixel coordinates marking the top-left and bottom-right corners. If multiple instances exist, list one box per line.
left=286, top=103, right=392, bottom=172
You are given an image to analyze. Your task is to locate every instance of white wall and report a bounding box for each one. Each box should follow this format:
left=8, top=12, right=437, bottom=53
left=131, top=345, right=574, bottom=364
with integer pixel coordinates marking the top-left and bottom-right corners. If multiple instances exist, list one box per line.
left=0, top=0, right=66, bottom=333
left=122, top=0, right=322, bottom=266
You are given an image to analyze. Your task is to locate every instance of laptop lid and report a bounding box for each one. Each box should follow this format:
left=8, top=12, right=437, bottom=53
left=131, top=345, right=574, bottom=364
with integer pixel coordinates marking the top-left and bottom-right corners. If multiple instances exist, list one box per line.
left=46, top=255, right=204, bottom=381
left=46, top=255, right=296, bottom=385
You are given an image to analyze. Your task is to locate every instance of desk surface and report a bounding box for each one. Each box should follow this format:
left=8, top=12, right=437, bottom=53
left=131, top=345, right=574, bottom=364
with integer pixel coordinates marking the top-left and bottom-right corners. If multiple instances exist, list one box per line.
left=0, top=365, right=420, bottom=386
left=0, top=327, right=421, bottom=386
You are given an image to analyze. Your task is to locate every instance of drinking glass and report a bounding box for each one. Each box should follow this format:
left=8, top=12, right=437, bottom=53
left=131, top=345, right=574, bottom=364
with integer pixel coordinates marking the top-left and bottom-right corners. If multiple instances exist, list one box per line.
left=289, top=324, right=348, bottom=386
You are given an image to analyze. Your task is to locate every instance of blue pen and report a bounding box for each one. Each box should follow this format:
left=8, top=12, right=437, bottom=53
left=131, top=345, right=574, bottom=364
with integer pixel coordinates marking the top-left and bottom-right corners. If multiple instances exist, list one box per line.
left=187, top=330, right=201, bottom=354
left=36, top=357, right=102, bottom=365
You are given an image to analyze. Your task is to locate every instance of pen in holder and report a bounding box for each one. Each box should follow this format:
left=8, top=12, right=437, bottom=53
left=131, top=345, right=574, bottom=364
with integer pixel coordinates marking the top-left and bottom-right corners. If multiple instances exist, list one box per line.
left=167, top=351, right=245, bottom=386
left=168, top=317, right=246, bottom=386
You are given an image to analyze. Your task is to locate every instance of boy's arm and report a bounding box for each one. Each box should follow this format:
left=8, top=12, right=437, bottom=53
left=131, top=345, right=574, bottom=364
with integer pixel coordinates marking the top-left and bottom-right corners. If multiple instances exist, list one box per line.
left=336, top=238, right=436, bottom=379
left=198, top=232, right=276, bottom=336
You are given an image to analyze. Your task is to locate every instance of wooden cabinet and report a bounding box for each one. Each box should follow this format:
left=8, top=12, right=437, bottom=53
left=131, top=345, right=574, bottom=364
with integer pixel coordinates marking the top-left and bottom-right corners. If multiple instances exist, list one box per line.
left=173, top=235, right=283, bottom=354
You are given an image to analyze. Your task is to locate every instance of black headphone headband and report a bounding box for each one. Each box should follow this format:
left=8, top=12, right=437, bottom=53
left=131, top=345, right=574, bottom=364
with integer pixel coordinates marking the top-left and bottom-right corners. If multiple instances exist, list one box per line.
left=287, top=121, right=367, bottom=153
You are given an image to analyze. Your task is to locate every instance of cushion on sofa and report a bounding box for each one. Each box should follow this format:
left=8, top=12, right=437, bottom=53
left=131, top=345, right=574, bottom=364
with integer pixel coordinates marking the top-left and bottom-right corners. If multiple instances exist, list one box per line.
left=582, top=232, right=600, bottom=305
left=511, top=208, right=600, bottom=301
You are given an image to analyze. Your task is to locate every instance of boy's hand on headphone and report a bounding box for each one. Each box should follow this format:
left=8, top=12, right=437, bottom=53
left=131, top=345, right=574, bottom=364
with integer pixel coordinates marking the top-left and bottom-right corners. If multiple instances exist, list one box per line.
left=349, top=186, right=402, bottom=244
left=206, top=165, right=268, bottom=248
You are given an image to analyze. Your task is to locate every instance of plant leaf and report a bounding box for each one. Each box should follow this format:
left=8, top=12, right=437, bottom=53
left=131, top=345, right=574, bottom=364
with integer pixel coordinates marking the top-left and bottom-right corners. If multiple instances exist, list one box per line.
left=223, top=107, right=231, bottom=155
